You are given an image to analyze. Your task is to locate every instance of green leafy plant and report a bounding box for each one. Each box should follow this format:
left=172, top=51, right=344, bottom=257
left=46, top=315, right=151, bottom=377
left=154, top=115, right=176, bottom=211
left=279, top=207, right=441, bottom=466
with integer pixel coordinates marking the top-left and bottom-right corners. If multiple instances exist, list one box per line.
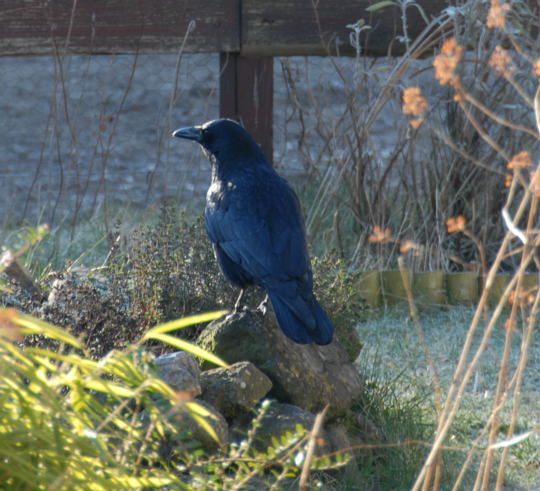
left=312, top=254, right=370, bottom=360
left=0, top=309, right=348, bottom=490
left=0, top=309, right=227, bottom=489
left=110, top=205, right=251, bottom=331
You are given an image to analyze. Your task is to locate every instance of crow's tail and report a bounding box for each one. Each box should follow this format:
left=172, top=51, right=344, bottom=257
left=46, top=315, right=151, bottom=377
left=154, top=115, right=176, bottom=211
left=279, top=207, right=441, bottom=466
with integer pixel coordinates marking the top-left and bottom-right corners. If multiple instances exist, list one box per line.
left=267, top=290, right=334, bottom=345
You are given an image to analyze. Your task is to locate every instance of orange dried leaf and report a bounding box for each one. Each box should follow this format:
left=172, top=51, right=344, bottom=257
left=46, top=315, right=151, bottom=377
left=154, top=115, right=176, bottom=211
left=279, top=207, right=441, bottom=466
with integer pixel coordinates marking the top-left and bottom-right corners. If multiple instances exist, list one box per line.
left=447, top=215, right=466, bottom=233
left=368, top=226, right=392, bottom=243
left=507, top=151, right=532, bottom=170
left=174, top=391, right=194, bottom=403
left=0, top=308, right=23, bottom=342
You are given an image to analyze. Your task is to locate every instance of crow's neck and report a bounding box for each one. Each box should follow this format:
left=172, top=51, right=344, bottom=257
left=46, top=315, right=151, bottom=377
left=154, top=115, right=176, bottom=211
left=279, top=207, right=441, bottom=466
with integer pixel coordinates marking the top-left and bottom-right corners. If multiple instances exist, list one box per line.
left=211, top=153, right=267, bottom=182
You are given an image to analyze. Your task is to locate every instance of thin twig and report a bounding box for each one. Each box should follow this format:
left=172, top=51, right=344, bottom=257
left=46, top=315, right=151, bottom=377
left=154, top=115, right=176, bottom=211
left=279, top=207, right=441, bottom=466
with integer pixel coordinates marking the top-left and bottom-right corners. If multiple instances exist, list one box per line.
left=299, top=405, right=329, bottom=491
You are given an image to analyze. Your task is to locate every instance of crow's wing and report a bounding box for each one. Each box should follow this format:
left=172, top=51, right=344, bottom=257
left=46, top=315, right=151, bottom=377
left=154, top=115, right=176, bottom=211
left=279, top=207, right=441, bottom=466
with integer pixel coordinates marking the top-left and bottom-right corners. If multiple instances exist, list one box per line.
left=205, top=166, right=312, bottom=290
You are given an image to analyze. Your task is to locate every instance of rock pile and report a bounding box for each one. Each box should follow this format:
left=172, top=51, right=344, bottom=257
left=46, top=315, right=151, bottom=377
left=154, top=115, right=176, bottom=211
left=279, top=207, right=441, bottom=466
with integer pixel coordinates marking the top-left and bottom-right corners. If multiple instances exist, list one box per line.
left=5, top=269, right=368, bottom=457
left=154, top=310, right=365, bottom=455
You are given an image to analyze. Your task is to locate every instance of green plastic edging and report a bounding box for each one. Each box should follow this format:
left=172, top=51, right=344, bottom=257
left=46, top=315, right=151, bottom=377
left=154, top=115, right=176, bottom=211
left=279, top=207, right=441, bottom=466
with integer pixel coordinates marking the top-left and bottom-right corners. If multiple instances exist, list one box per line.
left=413, top=271, right=447, bottom=307
left=356, top=270, right=381, bottom=307
left=358, top=271, right=538, bottom=308
left=381, top=270, right=412, bottom=305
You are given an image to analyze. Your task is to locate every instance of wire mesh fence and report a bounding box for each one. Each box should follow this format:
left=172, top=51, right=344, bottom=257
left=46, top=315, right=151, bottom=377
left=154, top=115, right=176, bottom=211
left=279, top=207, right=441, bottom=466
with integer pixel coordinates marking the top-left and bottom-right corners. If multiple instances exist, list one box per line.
left=1, top=51, right=418, bottom=227
left=0, top=49, right=453, bottom=269
left=1, top=52, right=219, bottom=227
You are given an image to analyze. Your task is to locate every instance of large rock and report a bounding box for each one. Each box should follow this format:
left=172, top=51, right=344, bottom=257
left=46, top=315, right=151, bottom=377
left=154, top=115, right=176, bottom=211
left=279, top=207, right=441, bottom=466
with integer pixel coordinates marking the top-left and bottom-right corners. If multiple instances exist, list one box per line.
left=154, top=351, right=201, bottom=398
left=179, top=399, right=229, bottom=452
left=245, top=401, right=318, bottom=452
left=197, top=311, right=363, bottom=418
left=200, top=361, right=272, bottom=420
left=152, top=398, right=229, bottom=455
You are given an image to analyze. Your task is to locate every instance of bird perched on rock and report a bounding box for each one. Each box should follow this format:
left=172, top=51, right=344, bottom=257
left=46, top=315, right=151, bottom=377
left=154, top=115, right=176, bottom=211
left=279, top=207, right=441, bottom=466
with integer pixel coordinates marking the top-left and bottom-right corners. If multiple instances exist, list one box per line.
left=172, top=119, right=333, bottom=345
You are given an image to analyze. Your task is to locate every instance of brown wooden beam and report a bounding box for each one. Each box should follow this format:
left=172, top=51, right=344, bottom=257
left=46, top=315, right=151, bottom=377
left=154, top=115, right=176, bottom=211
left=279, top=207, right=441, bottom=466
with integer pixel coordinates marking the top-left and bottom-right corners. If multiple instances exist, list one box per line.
left=241, top=0, right=448, bottom=57
left=220, top=53, right=274, bottom=164
left=0, top=0, right=239, bottom=55
left=6, top=0, right=531, bottom=58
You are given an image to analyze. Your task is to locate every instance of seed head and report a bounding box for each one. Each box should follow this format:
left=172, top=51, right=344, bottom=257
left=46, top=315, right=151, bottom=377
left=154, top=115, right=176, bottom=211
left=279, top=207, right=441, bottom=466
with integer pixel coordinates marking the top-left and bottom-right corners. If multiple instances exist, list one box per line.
left=399, top=240, right=419, bottom=253
left=489, top=46, right=515, bottom=77
left=530, top=170, right=540, bottom=196
left=433, top=38, right=463, bottom=88
left=447, top=215, right=466, bottom=233
left=402, top=87, right=429, bottom=116
left=402, top=87, right=429, bottom=129
left=403, top=87, right=429, bottom=129
left=487, top=0, right=511, bottom=29
left=368, top=226, right=392, bottom=243
left=533, top=59, right=540, bottom=77
left=507, top=151, right=532, bottom=170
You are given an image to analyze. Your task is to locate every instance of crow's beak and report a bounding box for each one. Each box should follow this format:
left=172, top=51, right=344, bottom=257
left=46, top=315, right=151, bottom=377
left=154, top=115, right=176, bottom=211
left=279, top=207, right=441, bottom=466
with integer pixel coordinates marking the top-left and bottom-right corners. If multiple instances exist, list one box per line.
left=172, top=126, right=203, bottom=142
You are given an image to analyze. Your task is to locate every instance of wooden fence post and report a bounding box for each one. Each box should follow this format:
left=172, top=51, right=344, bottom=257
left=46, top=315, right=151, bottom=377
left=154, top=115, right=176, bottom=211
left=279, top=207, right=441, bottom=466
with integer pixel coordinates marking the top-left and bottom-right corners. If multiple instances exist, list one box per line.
left=219, top=52, right=274, bottom=164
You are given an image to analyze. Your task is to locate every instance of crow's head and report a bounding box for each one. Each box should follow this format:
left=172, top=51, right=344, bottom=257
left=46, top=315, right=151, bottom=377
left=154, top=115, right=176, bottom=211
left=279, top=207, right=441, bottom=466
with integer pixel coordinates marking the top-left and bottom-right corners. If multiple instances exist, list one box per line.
left=172, top=119, right=266, bottom=165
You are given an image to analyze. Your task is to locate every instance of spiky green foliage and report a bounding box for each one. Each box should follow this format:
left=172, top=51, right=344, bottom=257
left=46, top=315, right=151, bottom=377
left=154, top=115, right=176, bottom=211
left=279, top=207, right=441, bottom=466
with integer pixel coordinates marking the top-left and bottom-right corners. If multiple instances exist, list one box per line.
left=0, top=309, right=348, bottom=490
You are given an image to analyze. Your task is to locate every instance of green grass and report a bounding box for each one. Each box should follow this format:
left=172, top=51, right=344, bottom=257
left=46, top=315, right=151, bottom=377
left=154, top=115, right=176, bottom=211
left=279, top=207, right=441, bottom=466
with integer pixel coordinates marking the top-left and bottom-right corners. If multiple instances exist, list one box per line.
left=0, top=201, right=200, bottom=285
left=356, top=306, right=540, bottom=489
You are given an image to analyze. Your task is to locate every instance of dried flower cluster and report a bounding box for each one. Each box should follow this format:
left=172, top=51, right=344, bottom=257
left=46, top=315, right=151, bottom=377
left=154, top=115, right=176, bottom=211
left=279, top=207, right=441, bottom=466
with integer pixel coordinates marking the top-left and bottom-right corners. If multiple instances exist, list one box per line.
left=399, top=240, right=419, bottom=253
left=507, top=150, right=533, bottom=170
left=433, top=38, right=463, bottom=89
left=486, top=0, right=511, bottom=29
left=489, top=46, right=515, bottom=77
left=447, top=215, right=467, bottom=233
left=534, top=59, right=540, bottom=77
left=402, top=87, right=429, bottom=128
left=509, top=289, right=535, bottom=307
left=504, top=318, right=517, bottom=331
left=368, top=226, right=392, bottom=243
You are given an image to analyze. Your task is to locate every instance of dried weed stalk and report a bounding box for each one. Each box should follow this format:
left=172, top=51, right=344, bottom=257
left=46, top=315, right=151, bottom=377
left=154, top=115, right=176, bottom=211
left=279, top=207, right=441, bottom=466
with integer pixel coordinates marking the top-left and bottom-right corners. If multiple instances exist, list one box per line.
left=405, top=1, right=540, bottom=489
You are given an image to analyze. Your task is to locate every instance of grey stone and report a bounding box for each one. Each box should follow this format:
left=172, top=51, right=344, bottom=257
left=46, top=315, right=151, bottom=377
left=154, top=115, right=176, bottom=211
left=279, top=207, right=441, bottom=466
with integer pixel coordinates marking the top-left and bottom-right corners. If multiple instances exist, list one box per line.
left=249, top=402, right=317, bottom=451
left=197, top=310, right=363, bottom=418
left=324, top=423, right=351, bottom=453
left=154, top=351, right=201, bottom=398
left=324, top=423, right=357, bottom=472
left=155, top=398, right=229, bottom=454
left=180, top=399, right=229, bottom=452
left=200, top=361, right=272, bottom=419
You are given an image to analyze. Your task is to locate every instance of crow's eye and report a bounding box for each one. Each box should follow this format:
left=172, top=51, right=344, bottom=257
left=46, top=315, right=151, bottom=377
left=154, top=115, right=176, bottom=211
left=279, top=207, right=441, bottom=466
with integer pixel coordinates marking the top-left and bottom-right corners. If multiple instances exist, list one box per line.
left=202, top=129, right=213, bottom=145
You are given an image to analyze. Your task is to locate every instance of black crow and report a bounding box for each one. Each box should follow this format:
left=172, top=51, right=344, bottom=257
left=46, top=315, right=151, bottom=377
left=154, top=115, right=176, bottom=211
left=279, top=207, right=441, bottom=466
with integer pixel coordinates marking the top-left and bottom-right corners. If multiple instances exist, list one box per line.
left=172, top=119, right=333, bottom=345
